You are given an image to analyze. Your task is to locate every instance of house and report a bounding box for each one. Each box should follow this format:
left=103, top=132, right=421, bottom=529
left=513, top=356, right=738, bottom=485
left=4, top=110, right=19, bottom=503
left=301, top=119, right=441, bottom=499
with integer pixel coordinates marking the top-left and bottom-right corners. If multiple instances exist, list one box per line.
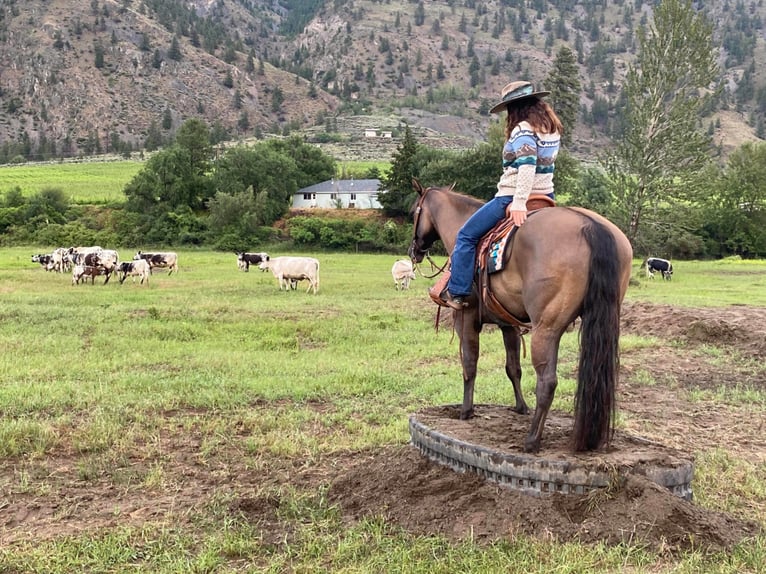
left=293, top=179, right=384, bottom=209
left=364, top=129, right=378, bottom=138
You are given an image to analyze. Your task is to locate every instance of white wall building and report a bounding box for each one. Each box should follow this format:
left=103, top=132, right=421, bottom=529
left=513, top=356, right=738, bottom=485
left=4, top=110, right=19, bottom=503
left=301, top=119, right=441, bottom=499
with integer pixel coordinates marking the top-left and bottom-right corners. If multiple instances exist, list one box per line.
left=292, top=179, right=384, bottom=209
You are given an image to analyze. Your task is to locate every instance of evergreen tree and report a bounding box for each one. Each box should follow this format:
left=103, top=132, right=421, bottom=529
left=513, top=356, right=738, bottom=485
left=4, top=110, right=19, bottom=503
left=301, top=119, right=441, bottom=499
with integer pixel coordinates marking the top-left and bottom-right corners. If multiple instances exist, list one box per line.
left=94, top=41, right=105, bottom=68
left=603, top=0, right=718, bottom=246
left=144, top=120, right=162, bottom=151
left=168, top=35, right=182, bottom=61
left=223, top=70, right=234, bottom=88
left=162, top=107, right=173, bottom=131
left=380, top=125, right=420, bottom=216
left=545, top=46, right=581, bottom=147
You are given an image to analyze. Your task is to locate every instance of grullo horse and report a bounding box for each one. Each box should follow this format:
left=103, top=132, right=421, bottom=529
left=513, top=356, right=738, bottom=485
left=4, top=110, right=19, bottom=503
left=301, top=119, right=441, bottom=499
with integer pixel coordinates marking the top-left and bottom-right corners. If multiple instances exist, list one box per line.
left=408, top=181, right=633, bottom=453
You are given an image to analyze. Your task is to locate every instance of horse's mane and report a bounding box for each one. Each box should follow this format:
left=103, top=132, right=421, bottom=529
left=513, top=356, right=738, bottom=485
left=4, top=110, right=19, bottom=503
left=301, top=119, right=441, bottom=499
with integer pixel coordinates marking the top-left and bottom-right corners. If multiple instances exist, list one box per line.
left=432, top=184, right=486, bottom=208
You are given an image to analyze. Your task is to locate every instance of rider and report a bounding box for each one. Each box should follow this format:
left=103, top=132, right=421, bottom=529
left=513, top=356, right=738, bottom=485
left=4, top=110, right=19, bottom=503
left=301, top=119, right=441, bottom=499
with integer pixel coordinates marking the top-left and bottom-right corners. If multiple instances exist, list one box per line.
left=440, top=80, right=563, bottom=310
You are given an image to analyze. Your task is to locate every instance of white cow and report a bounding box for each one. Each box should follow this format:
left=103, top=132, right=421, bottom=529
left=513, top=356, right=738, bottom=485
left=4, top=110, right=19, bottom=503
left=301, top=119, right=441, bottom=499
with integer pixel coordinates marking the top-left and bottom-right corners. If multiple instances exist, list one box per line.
left=391, top=259, right=416, bottom=290
left=259, top=256, right=320, bottom=294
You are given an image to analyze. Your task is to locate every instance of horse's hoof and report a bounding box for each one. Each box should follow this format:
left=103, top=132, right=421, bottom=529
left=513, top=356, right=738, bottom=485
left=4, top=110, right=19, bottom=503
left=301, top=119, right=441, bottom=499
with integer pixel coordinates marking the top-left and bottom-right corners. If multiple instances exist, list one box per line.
left=459, top=410, right=473, bottom=420
left=513, top=405, right=530, bottom=415
left=523, top=439, right=540, bottom=453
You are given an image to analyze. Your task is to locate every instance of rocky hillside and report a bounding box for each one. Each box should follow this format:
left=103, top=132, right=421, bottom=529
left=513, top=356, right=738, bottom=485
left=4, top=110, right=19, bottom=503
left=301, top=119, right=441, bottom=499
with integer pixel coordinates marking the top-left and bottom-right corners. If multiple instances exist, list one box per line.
left=0, top=0, right=763, bottom=162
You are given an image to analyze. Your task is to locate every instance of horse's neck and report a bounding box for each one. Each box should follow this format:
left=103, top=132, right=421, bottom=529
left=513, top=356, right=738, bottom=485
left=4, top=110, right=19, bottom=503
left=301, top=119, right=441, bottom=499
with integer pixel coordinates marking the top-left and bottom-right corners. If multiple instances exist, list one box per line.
left=433, top=193, right=478, bottom=255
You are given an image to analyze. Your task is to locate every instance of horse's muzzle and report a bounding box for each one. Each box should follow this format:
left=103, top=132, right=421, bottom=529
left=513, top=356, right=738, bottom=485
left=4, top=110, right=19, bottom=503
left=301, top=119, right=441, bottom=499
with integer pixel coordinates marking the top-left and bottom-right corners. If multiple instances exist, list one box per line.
left=408, top=241, right=426, bottom=264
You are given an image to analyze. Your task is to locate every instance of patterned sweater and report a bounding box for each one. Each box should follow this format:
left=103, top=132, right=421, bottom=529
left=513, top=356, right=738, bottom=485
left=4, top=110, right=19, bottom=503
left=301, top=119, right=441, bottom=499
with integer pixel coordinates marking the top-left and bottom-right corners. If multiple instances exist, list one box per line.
left=495, top=120, right=560, bottom=211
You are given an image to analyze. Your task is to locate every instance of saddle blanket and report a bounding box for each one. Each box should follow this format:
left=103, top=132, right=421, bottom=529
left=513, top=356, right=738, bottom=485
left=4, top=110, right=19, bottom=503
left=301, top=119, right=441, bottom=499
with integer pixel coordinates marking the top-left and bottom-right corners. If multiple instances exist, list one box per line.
left=487, top=227, right=514, bottom=274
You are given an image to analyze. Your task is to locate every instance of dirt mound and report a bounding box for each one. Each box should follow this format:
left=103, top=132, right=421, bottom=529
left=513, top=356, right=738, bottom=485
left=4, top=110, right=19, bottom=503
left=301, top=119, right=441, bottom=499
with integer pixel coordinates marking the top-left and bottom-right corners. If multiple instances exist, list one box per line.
left=621, top=301, right=766, bottom=358
left=328, top=445, right=758, bottom=552
left=326, top=302, right=766, bottom=553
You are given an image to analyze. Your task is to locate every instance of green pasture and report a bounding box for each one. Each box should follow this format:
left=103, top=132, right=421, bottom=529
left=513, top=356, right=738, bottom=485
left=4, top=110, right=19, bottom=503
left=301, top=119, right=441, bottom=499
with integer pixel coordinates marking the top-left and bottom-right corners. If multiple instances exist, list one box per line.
left=0, top=158, right=389, bottom=206
left=0, top=161, right=143, bottom=204
left=624, top=257, right=766, bottom=306
left=1, top=249, right=765, bottom=572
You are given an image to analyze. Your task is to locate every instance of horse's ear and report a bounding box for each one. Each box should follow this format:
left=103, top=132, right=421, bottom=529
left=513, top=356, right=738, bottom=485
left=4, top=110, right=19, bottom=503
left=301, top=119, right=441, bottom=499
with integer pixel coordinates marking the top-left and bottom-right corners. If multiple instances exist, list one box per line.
left=412, top=178, right=424, bottom=196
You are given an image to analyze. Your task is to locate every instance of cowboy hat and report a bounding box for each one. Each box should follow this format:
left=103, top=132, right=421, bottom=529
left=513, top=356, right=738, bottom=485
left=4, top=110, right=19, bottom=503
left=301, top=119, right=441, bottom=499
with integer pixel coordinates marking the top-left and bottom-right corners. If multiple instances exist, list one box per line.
left=489, top=80, right=550, bottom=114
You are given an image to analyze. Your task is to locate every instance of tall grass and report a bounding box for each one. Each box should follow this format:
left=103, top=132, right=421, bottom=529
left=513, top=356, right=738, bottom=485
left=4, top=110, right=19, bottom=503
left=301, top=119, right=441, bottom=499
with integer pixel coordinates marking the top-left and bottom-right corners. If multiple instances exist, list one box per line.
left=1, top=248, right=765, bottom=571
left=0, top=161, right=143, bottom=204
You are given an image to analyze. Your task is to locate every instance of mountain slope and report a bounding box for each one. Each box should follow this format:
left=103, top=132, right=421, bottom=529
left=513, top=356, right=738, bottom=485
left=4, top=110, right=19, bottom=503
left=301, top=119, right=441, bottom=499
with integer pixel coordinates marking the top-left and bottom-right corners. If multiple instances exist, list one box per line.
left=0, top=0, right=763, bottom=161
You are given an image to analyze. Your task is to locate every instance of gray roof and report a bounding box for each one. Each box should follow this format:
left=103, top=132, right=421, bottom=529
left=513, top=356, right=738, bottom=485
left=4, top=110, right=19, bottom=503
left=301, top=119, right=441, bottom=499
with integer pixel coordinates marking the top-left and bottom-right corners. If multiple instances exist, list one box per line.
left=298, top=179, right=382, bottom=194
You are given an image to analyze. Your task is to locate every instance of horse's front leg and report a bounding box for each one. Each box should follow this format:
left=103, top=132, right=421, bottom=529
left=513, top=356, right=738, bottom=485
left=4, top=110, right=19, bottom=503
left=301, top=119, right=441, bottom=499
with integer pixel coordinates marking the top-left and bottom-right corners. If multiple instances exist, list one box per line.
left=501, top=326, right=528, bottom=414
left=455, top=310, right=481, bottom=420
left=524, top=327, right=563, bottom=453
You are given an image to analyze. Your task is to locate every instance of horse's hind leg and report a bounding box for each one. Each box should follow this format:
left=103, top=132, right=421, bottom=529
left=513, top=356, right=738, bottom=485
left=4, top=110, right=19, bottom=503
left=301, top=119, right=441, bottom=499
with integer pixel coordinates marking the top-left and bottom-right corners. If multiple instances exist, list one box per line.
left=501, top=326, right=528, bottom=414
left=524, top=327, right=564, bottom=453
left=456, top=311, right=481, bottom=420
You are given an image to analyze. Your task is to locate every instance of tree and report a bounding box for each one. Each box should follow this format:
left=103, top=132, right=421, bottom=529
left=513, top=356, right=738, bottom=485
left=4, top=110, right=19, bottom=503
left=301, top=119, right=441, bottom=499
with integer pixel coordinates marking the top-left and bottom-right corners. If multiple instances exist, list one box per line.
left=260, top=136, right=336, bottom=188
left=604, top=0, right=717, bottom=252
left=603, top=0, right=718, bottom=246
left=271, top=87, right=284, bottom=112
left=211, top=145, right=299, bottom=225
left=162, top=107, right=173, bottom=130
left=545, top=46, right=581, bottom=147
left=703, top=142, right=766, bottom=257
left=174, top=118, right=212, bottom=176
left=379, top=125, right=420, bottom=216
left=94, top=41, right=105, bottom=68
left=167, top=36, right=182, bottom=61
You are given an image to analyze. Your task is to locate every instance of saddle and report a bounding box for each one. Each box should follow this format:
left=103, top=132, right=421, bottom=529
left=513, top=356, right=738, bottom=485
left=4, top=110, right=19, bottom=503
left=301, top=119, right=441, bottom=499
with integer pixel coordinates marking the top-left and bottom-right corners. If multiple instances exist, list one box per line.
left=429, top=194, right=556, bottom=329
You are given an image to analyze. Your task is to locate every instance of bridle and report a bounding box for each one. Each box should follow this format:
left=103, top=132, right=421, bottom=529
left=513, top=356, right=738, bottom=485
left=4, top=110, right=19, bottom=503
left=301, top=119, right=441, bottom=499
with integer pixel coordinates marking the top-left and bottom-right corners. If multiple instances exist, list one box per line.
left=410, top=185, right=449, bottom=279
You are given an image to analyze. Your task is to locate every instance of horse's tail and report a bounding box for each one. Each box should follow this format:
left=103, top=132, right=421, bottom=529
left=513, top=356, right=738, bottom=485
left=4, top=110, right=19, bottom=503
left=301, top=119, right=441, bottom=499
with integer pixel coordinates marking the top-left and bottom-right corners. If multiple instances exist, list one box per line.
left=573, top=214, right=621, bottom=451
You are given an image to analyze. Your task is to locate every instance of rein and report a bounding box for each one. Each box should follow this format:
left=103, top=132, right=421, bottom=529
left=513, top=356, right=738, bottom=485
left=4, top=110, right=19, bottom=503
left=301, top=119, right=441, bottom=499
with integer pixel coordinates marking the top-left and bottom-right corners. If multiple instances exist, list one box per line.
left=412, top=184, right=451, bottom=279
left=418, top=254, right=449, bottom=279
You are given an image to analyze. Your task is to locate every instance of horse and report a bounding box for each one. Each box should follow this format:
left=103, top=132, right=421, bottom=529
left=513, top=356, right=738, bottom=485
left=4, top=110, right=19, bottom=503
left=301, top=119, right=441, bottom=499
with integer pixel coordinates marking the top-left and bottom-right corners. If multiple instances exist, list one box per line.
left=408, top=181, right=633, bottom=453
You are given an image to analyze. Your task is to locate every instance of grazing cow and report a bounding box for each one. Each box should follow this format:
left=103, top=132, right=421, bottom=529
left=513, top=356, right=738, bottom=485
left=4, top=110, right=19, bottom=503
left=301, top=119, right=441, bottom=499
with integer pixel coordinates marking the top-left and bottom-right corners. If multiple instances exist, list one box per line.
left=116, top=260, right=151, bottom=284
left=645, top=257, right=673, bottom=280
left=391, top=259, right=416, bottom=290
left=236, top=252, right=269, bottom=272
left=259, top=256, right=320, bottom=294
left=32, top=253, right=54, bottom=270
left=72, top=264, right=106, bottom=285
left=133, top=251, right=178, bottom=275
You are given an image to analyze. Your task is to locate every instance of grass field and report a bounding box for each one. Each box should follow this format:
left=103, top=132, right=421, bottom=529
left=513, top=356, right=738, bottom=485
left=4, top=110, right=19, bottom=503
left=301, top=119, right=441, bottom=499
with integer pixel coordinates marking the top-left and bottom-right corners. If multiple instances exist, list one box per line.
left=1, top=249, right=765, bottom=572
left=0, top=160, right=144, bottom=204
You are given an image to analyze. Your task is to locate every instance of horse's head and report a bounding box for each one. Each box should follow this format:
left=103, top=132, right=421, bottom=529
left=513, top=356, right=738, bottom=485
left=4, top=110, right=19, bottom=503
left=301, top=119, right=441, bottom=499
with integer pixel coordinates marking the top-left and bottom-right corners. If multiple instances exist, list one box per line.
left=408, top=179, right=441, bottom=264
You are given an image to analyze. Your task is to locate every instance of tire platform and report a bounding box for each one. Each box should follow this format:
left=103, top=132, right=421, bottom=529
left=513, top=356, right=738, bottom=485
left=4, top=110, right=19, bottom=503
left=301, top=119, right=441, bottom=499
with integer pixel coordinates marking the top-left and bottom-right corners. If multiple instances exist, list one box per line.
left=410, top=405, right=694, bottom=500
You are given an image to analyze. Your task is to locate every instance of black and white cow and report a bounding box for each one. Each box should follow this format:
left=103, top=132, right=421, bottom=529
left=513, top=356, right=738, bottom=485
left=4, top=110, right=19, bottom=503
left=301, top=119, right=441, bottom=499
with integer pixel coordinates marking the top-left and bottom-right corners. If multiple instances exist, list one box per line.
left=645, top=257, right=673, bottom=280
left=117, top=259, right=151, bottom=284
left=32, top=253, right=54, bottom=270
left=133, top=251, right=178, bottom=275
left=236, top=252, right=269, bottom=272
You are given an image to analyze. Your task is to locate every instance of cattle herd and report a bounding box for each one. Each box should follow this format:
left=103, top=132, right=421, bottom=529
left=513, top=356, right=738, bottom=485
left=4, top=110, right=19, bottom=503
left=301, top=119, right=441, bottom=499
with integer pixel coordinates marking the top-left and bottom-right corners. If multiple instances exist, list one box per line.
left=31, top=246, right=179, bottom=286
left=33, top=248, right=672, bottom=292
left=31, top=248, right=419, bottom=294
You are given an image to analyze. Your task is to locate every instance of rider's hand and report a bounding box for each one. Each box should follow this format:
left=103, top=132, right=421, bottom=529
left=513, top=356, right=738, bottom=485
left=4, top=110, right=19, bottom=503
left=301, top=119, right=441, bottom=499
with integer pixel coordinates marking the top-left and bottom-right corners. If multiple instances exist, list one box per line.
left=507, top=208, right=527, bottom=226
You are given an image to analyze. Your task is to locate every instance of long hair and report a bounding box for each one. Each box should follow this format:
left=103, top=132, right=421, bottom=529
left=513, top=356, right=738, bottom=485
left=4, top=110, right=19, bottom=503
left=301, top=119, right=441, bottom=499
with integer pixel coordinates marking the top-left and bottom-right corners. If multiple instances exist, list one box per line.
left=504, top=99, right=564, bottom=140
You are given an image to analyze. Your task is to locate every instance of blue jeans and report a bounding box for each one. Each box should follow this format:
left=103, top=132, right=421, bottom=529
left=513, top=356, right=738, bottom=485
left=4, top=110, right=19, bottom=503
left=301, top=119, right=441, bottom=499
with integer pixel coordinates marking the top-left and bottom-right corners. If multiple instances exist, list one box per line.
left=446, top=194, right=553, bottom=297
